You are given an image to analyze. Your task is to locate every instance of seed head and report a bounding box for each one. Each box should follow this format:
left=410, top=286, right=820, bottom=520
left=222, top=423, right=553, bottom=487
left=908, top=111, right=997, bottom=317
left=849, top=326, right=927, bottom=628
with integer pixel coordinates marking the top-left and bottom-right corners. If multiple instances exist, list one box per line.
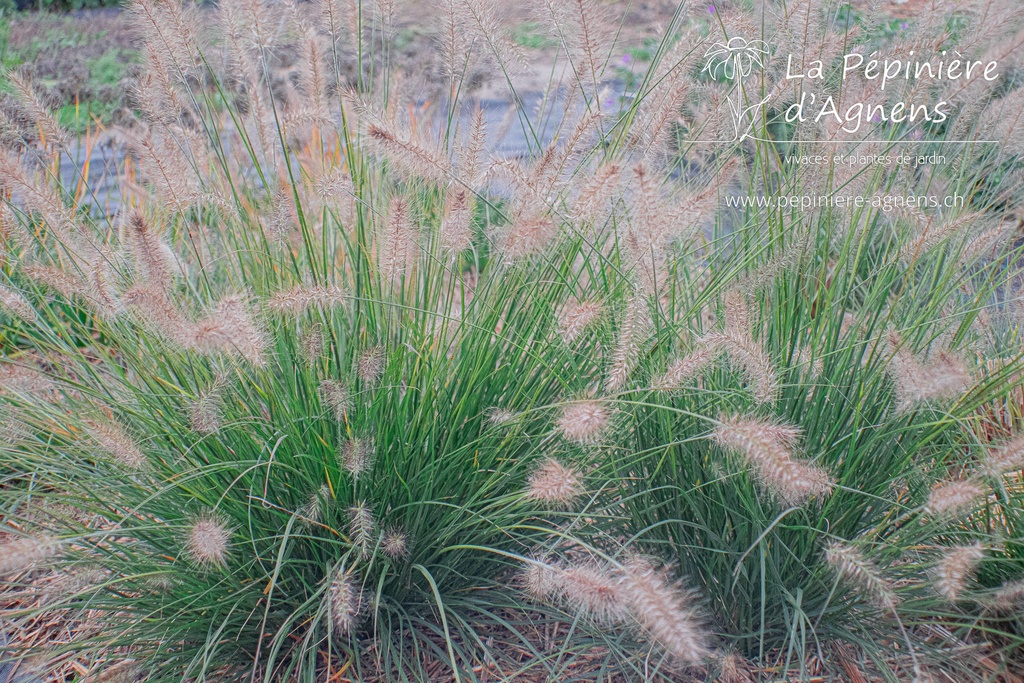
left=328, top=565, right=364, bottom=635
left=0, top=534, right=59, bottom=576
left=377, top=198, right=419, bottom=284
left=380, top=527, right=409, bottom=560
left=989, top=580, right=1024, bottom=611
left=653, top=345, right=719, bottom=391
left=557, top=299, right=603, bottom=343
left=925, top=479, right=985, bottom=517
left=298, top=484, right=332, bottom=525
left=484, top=407, right=517, bottom=426
left=703, top=333, right=778, bottom=405
left=7, top=71, right=66, bottom=148
left=366, top=122, right=451, bottom=181
left=191, top=295, right=268, bottom=367
left=889, top=346, right=971, bottom=411
left=22, top=265, right=90, bottom=306
left=606, top=294, right=651, bottom=392
left=266, top=284, right=347, bottom=314
left=126, top=210, right=176, bottom=292
left=522, top=557, right=562, bottom=602
left=824, top=541, right=897, bottom=611
left=712, top=415, right=833, bottom=505
left=440, top=186, right=474, bottom=254
left=123, top=285, right=187, bottom=342
left=301, top=323, right=326, bottom=363
left=188, top=388, right=223, bottom=434
left=42, top=565, right=108, bottom=605
left=559, top=561, right=630, bottom=625
left=341, top=437, right=374, bottom=479
left=319, top=380, right=352, bottom=420
left=498, top=212, right=558, bottom=260
left=522, top=557, right=628, bottom=625
left=572, top=163, right=621, bottom=222
left=717, top=652, right=755, bottom=683
left=934, top=543, right=983, bottom=602
left=357, top=346, right=385, bottom=384
left=525, top=457, right=584, bottom=507
left=349, top=502, right=376, bottom=559
left=186, top=515, right=231, bottom=568
left=981, top=434, right=1024, bottom=478
left=0, top=285, right=37, bottom=325
left=0, top=362, right=54, bottom=396
left=556, top=400, right=611, bottom=445
left=618, top=558, right=709, bottom=665
left=85, top=419, right=145, bottom=470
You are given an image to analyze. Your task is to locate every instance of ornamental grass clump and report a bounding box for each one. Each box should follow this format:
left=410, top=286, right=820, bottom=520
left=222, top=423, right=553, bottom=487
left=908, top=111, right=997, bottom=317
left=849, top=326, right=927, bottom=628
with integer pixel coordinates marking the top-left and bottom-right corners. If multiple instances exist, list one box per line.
left=1, top=0, right=1024, bottom=681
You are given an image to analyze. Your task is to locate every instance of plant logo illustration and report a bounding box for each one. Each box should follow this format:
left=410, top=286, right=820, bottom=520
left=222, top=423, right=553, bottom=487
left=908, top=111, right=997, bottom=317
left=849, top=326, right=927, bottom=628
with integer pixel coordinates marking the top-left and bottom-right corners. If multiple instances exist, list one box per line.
left=702, top=36, right=771, bottom=142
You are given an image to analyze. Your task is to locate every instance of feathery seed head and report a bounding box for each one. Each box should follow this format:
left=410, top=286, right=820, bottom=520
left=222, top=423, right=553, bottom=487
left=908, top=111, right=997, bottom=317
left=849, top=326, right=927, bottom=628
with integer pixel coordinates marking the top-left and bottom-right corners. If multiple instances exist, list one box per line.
left=0, top=285, right=38, bottom=325
left=191, top=294, right=268, bottom=367
left=521, top=556, right=563, bottom=602
left=440, top=186, right=474, bottom=254
left=0, top=362, right=54, bottom=396
left=298, top=484, right=332, bottom=525
left=988, top=580, right=1024, bottom=611
left=380, top=527, right=410, bottom=560
left=525, top=457, right=584, bottom=507
left=357, top=346, right=386, bottom=384
left=618, top=557, right=710, bottom=665
left=556, top=400, right=611, bottom=445
left=934, top=543, right=983, bottom=602
left=925, top=479, right=985, bottom=517
left=266, top=284, right=347, bottom=314
left=572, top=163, right=621, bottom=222
left=42, top=565, right=108, bottom=605
left=824, top=541, right=897, bottom=610
left=85, top=419, right=145, bottom=470
left=712, top=415, right=832, bottom=505
left=21, top=265, right=90, bottom=306
left=0, top=148, right=81, bottom=243
left=703, top=332, right=779, bottom=405
left=451, top=0, right=529, bottom=76
left=889, top=346, right=972, bottom=411
left=349, top=502, right=376, bottom=559
left=328, top=565, right=364, bottom=635
left=545, top=0, right=616, bottom=88
left=0, top=534, right=60, bottom=576
left=7, top=71, right=67, bottom=148
left=311, top=0, right=359, bottom=42
left=301, top=323, right=326, bottom=363
left=606, top=294, right=652, bottom=392
left=557, top=299, right=603, bottom=343
left=319, top=380, right=352, bottom=420
left=377, top=198, right=419, bottom=284
left=341, top=437, right=374, bottom=479
left=653, top=345, right=719, bottom=391
left=366, top=121, right=451, bottom=181
left=189, top=388, right=223, bottom=435
left=485, top=407, right=518, bottom=426
left=498, top=212, right=558, bottom=260
left=123, top=286, right=188, bottom=343
left=717, top=652, right=756, bottom=683
left=521, top=556, right=629, bottom=625
left=982, top=434, right=1024, bottom=478
left=559, top=561, right=630, bottom=624
left=186, top=515, right=231, bottom=568
left=722, top=291, right=751, bottom=338
left=126, top=209, right=177, bottom=291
